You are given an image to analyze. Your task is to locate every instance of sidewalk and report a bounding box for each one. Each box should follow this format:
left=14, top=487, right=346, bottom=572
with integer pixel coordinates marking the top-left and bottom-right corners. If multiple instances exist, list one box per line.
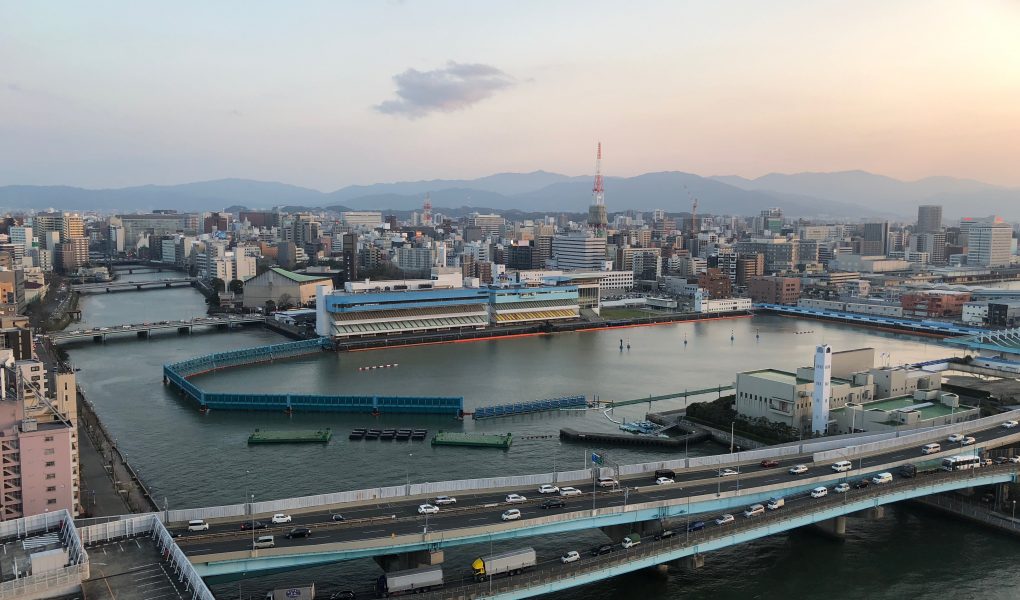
left=76, top=418, right=132, bottom=517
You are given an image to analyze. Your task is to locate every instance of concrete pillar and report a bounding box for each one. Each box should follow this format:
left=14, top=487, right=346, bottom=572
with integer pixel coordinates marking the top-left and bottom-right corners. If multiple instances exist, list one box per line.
left=374, top=549, right=444, bottom=572
left=811, top=516, right=846, bottom=540
left=866, top=506, right=885, bottom=520
left=600, top=520, right=658, bottom=543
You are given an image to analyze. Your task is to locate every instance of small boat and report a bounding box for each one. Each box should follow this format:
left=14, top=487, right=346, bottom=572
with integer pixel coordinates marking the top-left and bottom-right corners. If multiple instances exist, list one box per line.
left=349, top=429, right=366, bottom=440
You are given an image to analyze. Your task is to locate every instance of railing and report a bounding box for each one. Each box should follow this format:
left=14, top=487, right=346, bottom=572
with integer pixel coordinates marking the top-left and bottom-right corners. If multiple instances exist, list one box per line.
left=473, top=395, right=588, bottom=419
left=0, top=509, right=89, bottom=600
left=914, top=493, right=1020, bottom=533
left=412, top=465, right=1018, bottom=600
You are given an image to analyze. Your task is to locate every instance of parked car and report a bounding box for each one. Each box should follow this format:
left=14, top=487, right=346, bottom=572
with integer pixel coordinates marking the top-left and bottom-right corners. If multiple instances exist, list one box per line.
left=561, top=550, right=580, bottom=564
left=715, top=514, right=735, bottom=526
left=417, top=504, right=439, bottom=515
left=541, top=498, right=566, bottom=509
left=788, top=464, right=808, bottom=475
left=559, top=487, right=582, bottom=497
left=240, top=520, right=267, bottom=530
left=270, top=513, right=292, bottom=524
left=434, top=496, right=457, bottom=505
left=834, top=483, right=850, bottom=493
left=717, top=468, right=738, bottom=477
left=538, top=484, right=560, bottom=494
left=760, top=459, right=779, bottom=468
left=505, top=493, right=527, bottom=504
left=811, top=486, right=829, bottom=498
left=501, top=509, right=522, bottom=521
left=286, top=527, right=311, bottom=539
left=655, top=476, right=675, bottom=485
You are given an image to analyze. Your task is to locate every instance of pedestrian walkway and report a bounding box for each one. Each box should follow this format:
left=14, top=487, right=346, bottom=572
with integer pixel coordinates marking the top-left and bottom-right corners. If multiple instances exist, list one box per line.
left=76, top=420, right=131, bottom=517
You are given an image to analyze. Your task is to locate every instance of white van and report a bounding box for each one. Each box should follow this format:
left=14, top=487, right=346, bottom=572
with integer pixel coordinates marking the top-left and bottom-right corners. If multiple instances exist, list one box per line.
left=253, top=535, right=275, bottom=549
left=766, top=497, right=785, bottom=510
left=597, top=477, right=618, bottom=488
left=872, top=472, right=893, bottom=484
left=187, top=520, right=209, bottom=532
left=743, top=504, right=765, bottom=518
left=831, top=460, right=853, bottom=472
left=921, top=443, right=941, bottom=455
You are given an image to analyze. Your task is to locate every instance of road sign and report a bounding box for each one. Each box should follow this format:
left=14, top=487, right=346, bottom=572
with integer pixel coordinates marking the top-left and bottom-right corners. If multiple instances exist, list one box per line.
left=591, top=452, right=603, bottom=465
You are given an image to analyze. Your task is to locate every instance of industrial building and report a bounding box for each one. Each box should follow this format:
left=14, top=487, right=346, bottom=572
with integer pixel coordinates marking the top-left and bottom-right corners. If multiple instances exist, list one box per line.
left=242, top=267, right=334, bottom=309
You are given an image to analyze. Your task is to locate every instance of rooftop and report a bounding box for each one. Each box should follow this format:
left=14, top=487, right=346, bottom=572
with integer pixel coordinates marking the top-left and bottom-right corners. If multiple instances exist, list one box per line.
left=269, top=267, right=331, bottom=283
left=743, top=369, right=811, bottom=385
left=834, top=395, right=974, bottom=420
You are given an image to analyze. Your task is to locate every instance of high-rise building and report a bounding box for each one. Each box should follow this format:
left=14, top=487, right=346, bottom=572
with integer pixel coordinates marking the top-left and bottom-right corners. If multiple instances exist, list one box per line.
left=467, top=214, right=505, bottom=239
left=735, top=238, right=798, bottom=274
left=912, top=231, right=947, bottom=265
left=552, top=233, right=608, bottom=270
left=342, top=233, right=359, bottom=280
left=757, top=208, right=783, bottom=235
left=56, top=237, right=89, bottom=273
left=961, top=216, right=1012, bottom=268
left=8, top=226, right=31, bottom=267
left=861, top=222, right=889, bottom=256
left=916, top=205, right=943, bottom=234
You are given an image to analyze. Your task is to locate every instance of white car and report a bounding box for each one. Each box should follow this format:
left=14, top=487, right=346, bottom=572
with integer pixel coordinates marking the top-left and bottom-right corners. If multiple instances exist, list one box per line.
left=559, top=487, right=582, bottom=497
left=714, top=514, right=735, bottom=525
left=717, top=468, right=738, bottom=477
left=538, top=484, right=560, bottom=494
left=810, top=486, right=828, bottom=499
left=417, top=504, right=439, bottom=515
left=434, top=496, right=457, bottom=505
left=597, top=477, right=618, bottom=488
left=961, top=436, right=976, bottom=446
left=655, top=477, right=675, bottom=485
left=501, top=509, right=521, bottom=521
left=560, top=550, right=580, bottom=564
left=834, top=482, right=850, bottom=493
left=947, top=433, right=965, bottom=443
left=505, top=493, right=527, bottom=504
left=788, top=464, right=809, bottom=475
left=1001, top=420, right=1019, bottom=429
left=1009, top=456, right=1020, bottom=464
left=270, top=513, right=292, bottom=524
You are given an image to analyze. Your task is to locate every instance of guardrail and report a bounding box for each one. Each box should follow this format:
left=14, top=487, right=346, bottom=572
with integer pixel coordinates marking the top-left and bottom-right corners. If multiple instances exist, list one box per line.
left=411, top=465, right=1018, bottom=600
left=158, top=409, right=1020, bottom=526
left=0, top=510, right=89, bottom=600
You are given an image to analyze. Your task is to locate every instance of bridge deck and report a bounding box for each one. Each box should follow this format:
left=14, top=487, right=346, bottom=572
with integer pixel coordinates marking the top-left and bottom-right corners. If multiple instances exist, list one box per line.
left=609, top=385, right=733, bottom=406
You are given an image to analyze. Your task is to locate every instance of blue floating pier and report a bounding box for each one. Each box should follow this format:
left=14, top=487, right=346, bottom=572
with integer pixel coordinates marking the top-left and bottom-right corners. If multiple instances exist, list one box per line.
left=472, top=395, right=588, bottom=420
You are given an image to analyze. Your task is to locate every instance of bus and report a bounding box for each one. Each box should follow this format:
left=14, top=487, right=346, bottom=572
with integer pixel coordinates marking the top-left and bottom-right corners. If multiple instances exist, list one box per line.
left=941, top=455, right=981, bottom=471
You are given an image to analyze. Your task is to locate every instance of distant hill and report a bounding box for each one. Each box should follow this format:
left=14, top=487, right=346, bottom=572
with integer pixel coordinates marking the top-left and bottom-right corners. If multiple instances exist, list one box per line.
left=711, top=171, right=1020, bottom=220
left=0, top=170, right=1015, bottom=219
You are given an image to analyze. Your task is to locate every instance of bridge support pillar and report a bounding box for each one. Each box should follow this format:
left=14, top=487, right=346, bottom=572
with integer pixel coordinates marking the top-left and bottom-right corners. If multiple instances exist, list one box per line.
left=811, top=515, right=847, bottom=540
left=137, top=330, right=149, bottom=339
left=373, top=549, right=444, bottom=572
left=667, top=553, right=705, bottom=570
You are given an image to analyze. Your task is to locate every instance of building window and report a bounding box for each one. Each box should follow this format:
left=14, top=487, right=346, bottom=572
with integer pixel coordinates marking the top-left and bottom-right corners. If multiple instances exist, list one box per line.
left=46, top=486, right=56, bottom=492
left=44, top=448, right=55, bottom=455
left=45, top=461, right=55, bottom=467
left=44, top=436, right=54, bottom=442
left=47, top=499, right=57, bottom=505
left=46, top=473, right=56, bottom=480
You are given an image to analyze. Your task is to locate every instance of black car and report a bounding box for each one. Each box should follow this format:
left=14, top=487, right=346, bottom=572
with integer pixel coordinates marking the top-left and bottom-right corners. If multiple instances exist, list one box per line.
left=686, top=521, right=706, bottom=532
left=287, top=527, right=312, bottom=539
left=654, top=529, right=676, bottom=540
left=853, top=478, right=870, bottom=489
left=329, top=591, right=356, bottom=600
left=542, top=498, right=566, bottom=509
left=590, top=544, right=614, bottom=556
left=240, top=520, right=267, bottom=531
left=331, top=514, right=345, bottom=522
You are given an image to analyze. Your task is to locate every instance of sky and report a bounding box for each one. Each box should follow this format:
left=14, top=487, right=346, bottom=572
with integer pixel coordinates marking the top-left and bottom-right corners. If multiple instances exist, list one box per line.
left=1, top=0, right=1019, bottom=190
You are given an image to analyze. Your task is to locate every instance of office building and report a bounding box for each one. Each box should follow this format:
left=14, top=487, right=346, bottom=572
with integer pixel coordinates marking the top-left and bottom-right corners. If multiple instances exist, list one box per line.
left=861, top=222, right=889, bottom=256
left=552, top=233, right=608, bottom=270
left=916, top=205, right=943, bottom=234
left=961, top=216, right=1012, bottom=268
left=747, top=276, right=801, bottom=305
left=468, top=214, right=506, bottom=238
left=735, top=238, right=798, bottom=274
left=342, top=212, right=383, bottom=230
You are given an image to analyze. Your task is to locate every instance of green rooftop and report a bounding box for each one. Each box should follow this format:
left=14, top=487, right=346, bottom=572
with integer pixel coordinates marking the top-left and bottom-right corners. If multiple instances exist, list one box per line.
left=832, top=395, right=974, bottom=421
left=744, top=369, right=811, bottom=385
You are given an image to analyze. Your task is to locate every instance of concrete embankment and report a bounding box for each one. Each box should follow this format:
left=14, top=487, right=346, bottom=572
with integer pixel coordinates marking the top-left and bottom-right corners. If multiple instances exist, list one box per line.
left=647, top=408, right=766, bottom=450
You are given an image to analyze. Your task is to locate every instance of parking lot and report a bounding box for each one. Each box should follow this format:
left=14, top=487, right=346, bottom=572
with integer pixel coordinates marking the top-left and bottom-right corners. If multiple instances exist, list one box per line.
left=81, top=537, right=188, bottom=600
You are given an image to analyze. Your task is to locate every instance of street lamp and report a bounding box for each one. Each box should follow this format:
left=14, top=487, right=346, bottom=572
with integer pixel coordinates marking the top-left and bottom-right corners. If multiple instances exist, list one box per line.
left=250, top=493, right=256, bottom=552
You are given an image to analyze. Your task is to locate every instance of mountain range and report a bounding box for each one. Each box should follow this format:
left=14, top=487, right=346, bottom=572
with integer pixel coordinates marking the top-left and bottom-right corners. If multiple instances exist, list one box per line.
left=1, top=170, right=1017, bottom=221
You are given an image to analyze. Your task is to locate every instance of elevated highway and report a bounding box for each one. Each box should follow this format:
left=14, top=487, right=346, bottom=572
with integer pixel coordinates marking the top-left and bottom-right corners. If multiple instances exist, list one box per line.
left=168, top=411, right=1020, bottom=578
left=71, top=277, right=196, bottom=293
left=49, top=315, right=266, bottom=343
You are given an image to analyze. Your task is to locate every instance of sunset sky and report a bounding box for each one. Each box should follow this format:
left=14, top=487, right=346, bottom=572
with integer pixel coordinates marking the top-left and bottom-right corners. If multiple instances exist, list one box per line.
left=2, top=1, right=1018, bottom=189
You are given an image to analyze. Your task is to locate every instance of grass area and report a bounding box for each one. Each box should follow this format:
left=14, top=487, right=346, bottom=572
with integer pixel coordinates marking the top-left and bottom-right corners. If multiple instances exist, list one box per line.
left=600, top=307, right=657, bottom=319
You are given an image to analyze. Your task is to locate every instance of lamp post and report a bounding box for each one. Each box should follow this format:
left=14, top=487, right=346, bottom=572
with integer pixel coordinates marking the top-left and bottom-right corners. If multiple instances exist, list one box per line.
left=250, top=493, right=255, bottom=553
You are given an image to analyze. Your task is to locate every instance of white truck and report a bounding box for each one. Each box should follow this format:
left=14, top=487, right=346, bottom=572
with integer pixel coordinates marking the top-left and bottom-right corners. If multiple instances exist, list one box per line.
left=264, top=584, right=315, bottom=600
left=376, top=565, right=444, bottom=597
left=472, top=548, right=537, bottom=581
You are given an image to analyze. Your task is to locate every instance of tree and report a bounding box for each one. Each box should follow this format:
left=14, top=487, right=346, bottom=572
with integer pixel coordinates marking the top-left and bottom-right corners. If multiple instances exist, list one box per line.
left=277, top=293, right=294, bottom=310
left=228, top=279, right=244, bottom=295
left=208, top=291, right=221, bottom=307
left=264, top=300, right=277, bottom=313
left=211, top=278, right=226, bottom=293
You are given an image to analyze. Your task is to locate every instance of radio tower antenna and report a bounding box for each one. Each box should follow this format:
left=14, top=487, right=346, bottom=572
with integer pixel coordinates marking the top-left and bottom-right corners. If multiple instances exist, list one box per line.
left=587, top=142, right=608, bottom=235
left=592, top=142, right=605, bottom=206
left=422, top=192, right=433, bottom=226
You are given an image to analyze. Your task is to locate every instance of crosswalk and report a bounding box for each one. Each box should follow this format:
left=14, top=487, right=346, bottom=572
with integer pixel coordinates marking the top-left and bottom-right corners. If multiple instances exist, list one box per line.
left=22, top=532, right=61, bottom=550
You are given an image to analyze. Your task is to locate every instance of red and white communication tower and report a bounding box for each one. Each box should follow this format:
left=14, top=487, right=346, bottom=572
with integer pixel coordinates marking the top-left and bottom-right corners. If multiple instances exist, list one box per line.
left=587, top=142, right=608, bottom=235
left=422, top=192, right=433, bottom=226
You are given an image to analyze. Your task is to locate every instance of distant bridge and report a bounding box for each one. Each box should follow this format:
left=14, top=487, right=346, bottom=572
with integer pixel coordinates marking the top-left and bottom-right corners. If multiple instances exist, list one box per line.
left=71, top=277, right=197, bottom=294
left=49, top=316, right=266, bottom=343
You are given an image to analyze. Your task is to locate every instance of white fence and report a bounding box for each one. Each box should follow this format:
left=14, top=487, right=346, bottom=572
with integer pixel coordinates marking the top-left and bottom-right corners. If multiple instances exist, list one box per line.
left=0, top=510, right=88, bottom=600
left=157, top=410, right=1020, bottom=525
left=814, top=409, right=1020, bottom=462
left=0, top=563, right=89, bottom=600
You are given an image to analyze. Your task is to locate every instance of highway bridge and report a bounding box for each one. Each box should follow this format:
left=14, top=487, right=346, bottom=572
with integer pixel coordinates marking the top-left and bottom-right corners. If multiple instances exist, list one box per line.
left=149, top=410, right=1020, bottom=589
left=48, top=315, right=266, bottom=343
left=70, top=277, right=197, bottom=293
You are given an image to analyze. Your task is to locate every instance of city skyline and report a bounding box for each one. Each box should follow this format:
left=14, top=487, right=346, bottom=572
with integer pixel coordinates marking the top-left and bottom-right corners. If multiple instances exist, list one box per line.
left=2, top=1, right=1019, bottom=189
